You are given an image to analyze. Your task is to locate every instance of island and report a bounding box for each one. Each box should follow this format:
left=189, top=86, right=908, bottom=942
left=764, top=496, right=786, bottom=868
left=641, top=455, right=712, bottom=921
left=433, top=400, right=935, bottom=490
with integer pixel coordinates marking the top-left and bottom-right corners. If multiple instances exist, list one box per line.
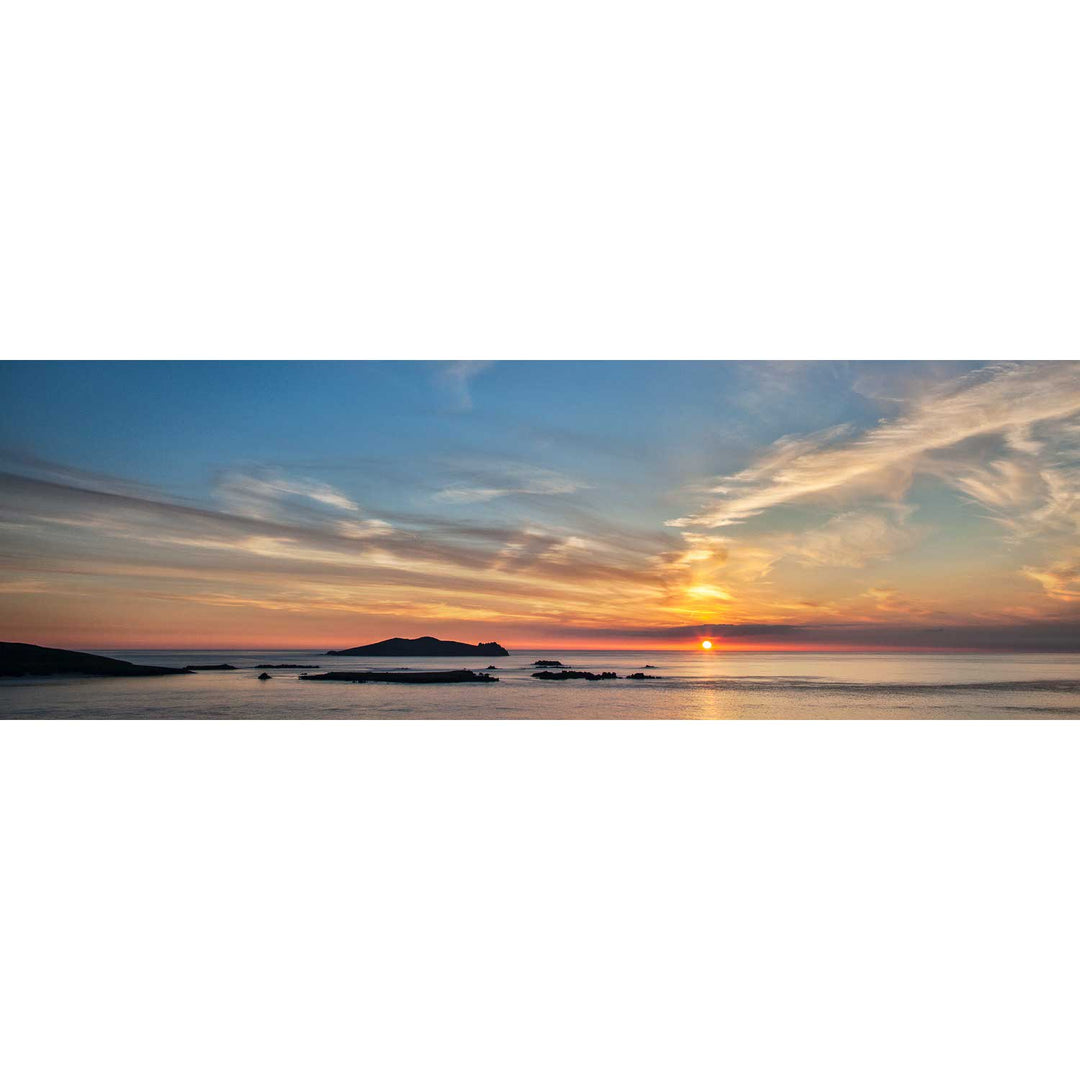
left=253, top=664, right=321, bottom=669
left=300, top=669, right=499, bottom=683
left=532, top=659, right=566, bottom=667
left=184, top=663, right=237, bottom=670
left=326, top=636, right=509, bottom=657
left=0, top=642, right=193, bottom=678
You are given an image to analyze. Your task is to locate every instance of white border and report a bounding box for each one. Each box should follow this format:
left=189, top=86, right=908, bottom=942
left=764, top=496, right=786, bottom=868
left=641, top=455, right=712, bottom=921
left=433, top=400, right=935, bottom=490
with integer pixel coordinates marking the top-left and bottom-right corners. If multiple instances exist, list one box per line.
left=3, top=719, right=1079, bottom=1078
left=2, top=1, right=1077, bottom=360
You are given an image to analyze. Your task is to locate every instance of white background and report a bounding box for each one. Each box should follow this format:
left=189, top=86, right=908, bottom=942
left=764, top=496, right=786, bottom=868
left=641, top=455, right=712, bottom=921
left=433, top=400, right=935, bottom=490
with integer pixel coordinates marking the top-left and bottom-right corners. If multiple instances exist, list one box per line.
left=4, top=722, right=1080, bottom=1079
left=2, top=2, right=1079, bottom=1078
left=1, top=0, right=1077, bottom=360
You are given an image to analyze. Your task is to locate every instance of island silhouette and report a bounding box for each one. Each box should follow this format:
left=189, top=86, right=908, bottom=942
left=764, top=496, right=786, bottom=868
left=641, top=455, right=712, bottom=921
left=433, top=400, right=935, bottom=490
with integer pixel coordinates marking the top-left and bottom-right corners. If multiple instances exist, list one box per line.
left=326, top=636, right=510, bottom=657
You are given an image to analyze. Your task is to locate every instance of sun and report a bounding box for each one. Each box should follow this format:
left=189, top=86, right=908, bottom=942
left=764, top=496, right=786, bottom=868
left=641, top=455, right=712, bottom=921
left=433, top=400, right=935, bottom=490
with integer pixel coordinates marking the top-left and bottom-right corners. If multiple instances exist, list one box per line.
left=701, top=639, right=713, bottom=650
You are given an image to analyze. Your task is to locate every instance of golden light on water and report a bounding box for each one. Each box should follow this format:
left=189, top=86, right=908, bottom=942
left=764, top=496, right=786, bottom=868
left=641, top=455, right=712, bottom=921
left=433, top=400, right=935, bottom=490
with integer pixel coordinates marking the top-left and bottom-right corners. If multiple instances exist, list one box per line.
left=701, top=640, right=713, bottom=650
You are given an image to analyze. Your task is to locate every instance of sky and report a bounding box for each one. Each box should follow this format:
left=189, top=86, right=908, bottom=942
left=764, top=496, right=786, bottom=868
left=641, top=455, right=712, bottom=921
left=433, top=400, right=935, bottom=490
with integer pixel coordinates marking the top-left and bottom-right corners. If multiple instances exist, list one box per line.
left=1, top=360, right=1077, bottom=651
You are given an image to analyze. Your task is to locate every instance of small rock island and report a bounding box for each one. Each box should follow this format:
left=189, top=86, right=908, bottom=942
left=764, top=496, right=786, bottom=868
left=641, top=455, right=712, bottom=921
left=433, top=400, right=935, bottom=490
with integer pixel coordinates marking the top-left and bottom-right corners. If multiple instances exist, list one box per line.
left=326, top=636, right=510, bottom=657
left=531, top=669, right=619, bottom=681
left=301, top=669, right=498, bottom=683
left=0, top=642, right=192, bottom=678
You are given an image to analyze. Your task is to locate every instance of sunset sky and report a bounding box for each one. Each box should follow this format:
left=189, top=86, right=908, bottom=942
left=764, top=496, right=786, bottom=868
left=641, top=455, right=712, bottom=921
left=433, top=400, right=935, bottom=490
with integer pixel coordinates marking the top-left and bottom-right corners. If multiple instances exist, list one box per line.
left=1, top=360, right=1077, bottom=651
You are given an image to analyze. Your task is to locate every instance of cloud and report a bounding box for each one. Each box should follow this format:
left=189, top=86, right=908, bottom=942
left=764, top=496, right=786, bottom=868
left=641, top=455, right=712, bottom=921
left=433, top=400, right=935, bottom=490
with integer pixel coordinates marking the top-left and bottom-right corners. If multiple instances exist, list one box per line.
left=928, top=420, right=1079, bottom=543
left=650, top=510, right=918, bottom=618
left=685, top=584, right=733, bottom=601
left=214, top=467, right=393, bottom=537
left=653, top=533, right=769, bottom=574
left=0, top=448, right=167, bottom=501
left=337, top=519, right=394, bottom=539
left=0, top=579, right=51, bottom=594
left=436, top=361, right=496, bottom=410
left=1022, top=561, right=1080, bottom=602
left=861, top=586, right=935, bottom=617
left=433, top=464, right=584, bottom=504
left=0, top=468, right=675, bottom=634
left=546, top=622, right=808, bottom=640
left=538, top=536, right=589, bottom=563
left=215, top=468, right=359, bottom=517
left=791, top=511, right=922, bottom=568
left=668, top=363, right=1080, bottom=529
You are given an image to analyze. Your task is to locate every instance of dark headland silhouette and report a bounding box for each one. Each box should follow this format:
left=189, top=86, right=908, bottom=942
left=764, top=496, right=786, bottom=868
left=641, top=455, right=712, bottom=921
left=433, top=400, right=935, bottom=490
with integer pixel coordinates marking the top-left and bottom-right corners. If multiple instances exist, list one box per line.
left=326, top=636, right=510, bottom=657
left=0, top=642, right=191, bottom=678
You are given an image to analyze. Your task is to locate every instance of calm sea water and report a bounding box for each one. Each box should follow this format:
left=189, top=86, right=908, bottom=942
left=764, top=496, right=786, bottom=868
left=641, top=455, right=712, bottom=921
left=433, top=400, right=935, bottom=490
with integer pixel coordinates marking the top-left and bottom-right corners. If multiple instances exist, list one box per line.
left=1, top=649, right=1078, bottom=719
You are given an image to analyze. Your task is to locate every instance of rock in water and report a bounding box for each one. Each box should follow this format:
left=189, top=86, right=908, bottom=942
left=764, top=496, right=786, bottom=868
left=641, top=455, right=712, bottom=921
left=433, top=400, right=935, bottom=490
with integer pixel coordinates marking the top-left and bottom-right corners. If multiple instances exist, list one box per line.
left=326, top=636, right=509, bottom=657
left=0, top=642, right=192, bottom=678
left=257, top=672, right=272, bottom=680
left=532, top=660, right=566, bottom=667
left=301, top=669, right=498, bottom=683
left=531, top=670, right=618, bottom=681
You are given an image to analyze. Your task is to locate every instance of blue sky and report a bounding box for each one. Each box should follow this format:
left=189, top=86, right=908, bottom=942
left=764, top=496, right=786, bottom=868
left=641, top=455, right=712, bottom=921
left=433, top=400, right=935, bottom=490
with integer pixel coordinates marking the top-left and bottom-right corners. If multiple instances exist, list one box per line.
left=1, top=361, right=1077, bottom=649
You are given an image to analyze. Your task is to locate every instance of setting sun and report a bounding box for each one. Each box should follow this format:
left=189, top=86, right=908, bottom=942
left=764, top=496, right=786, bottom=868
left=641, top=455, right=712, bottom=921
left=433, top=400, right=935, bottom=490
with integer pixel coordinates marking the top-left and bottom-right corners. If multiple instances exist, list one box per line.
left=701, top=640, right=713, bottom=650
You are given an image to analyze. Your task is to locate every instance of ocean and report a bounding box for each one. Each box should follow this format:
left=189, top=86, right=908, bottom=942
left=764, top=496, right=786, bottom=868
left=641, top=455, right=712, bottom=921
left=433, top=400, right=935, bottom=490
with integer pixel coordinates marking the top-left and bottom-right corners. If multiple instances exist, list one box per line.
left=1, top=649, right=1078, bottom=719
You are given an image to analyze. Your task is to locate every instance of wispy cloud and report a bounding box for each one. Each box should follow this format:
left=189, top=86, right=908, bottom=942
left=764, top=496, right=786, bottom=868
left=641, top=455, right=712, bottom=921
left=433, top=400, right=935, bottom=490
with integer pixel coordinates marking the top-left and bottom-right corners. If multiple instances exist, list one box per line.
left=214, top=467, right=393, bottom=537
left=861, top=585, right=936, bottom=617
left=790, top=510, right=922, bottom=568
left=0, top=468, right=674, bottom=636
left=660, top=363, right=1080, bottom=612
left=433, top=464, right=585, bottom=504
left=668, top=363, right=1080, bottom=529
left=927, top=420, right=1079, bottom=544
left=436, top=361, right=496, bottom=410
left=1022, top=561, right=1080, bottom=602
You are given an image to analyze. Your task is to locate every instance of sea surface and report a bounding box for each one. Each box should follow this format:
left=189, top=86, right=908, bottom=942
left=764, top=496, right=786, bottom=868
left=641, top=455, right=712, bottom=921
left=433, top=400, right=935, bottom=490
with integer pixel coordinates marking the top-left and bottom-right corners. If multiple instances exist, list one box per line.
left=2, top=649, right=1078, bottom=719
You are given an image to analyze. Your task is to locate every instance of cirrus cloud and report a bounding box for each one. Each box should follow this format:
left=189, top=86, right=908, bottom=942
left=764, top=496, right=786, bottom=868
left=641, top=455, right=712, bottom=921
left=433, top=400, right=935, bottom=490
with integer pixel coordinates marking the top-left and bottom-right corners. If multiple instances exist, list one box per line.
left=668, top=363, right=1080, bottom=530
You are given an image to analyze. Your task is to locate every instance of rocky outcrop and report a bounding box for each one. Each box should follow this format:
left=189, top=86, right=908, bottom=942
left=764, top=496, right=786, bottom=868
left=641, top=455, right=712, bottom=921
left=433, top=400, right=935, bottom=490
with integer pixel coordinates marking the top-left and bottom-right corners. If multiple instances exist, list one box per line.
left=327, top=636, right=509, bottom=657
left=532, top=660, right=565, bottom=667
left=0, top=642, right=192, bottom=678
left=626, top=672, right=661, bottom=679
left=253, top=664, right=321, bottom=669
left=301, top=669, right=499, bottom=683
left=531, top=670, right=618, bottom=681
left=184, top=664, right=237, bottom=670
left=257, top=672, right=272, bottom=680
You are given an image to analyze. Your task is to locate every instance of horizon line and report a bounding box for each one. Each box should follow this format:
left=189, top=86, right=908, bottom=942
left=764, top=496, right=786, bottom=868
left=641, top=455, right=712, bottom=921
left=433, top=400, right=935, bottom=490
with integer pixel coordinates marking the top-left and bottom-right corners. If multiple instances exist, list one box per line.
left=33, top=643, right=1080, bottom=655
